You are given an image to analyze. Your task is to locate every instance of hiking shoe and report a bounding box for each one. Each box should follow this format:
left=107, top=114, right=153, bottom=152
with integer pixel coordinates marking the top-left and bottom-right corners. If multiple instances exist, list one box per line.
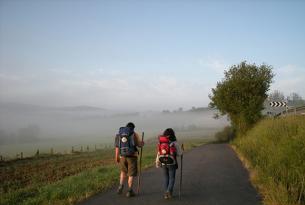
left=167, top=192, right=173, bottom=199
left=117, top=185, right=123, bottom=195
left=126, top=189, right=135, bottom=197
left=164, top=192, right=170, bottom=199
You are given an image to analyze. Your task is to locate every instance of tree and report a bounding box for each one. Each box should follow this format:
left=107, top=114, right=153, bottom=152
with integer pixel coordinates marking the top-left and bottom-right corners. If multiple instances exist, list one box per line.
left=287, top=92, right=305, bottom=107
left=268, top=91, right=305, bottom=107
left=209, top=61, right=274, bottom=135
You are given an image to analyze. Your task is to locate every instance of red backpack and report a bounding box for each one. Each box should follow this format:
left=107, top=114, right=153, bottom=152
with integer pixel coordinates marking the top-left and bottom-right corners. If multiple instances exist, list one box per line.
left=157, top=135, right=177, bottom=165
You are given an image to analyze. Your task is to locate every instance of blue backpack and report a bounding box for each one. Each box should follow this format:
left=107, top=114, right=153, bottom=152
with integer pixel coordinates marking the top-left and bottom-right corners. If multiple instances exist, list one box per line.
left=117, top=127, right=137, bottom=156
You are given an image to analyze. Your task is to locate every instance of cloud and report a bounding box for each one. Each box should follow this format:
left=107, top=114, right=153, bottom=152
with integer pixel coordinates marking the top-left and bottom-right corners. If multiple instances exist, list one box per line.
left=0, top=69, right=211, bottom=110
left=271, top=64, right=305, bottom=97
left=3, top=62, right=303, bottom=110
left=198, top=57, right=228, bottom=75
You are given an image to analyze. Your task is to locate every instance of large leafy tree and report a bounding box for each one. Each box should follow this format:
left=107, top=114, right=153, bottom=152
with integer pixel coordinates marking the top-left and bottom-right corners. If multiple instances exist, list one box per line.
left=209, top=61, right=274, bottom=135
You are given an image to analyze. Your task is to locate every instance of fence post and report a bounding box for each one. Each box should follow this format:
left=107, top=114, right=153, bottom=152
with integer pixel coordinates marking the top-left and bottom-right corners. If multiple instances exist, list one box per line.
left=86, top=145, right=89, bottom=152
left=0, top=155, right=3, bottom=161
left=21, top=152, right=23, bottom=159
left=36, top=149, right=39, bottom=157
left=80, top=146, right=83, bottom=152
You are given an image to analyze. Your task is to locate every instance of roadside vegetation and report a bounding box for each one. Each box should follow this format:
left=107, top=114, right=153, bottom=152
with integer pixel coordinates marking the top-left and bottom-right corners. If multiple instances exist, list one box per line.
left=214, top=126, right=234, bottom=143
left=0, top=137, right=210, bottom=205
left=210, top=61, right=304, bottom=205
left=209, top=61, right=274, bottom=135
left=233, top=116, right=305, bottom=205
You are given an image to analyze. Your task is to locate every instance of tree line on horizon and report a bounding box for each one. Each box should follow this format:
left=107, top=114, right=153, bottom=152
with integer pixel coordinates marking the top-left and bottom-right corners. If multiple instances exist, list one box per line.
left=268, top=90, right=305, bottom=107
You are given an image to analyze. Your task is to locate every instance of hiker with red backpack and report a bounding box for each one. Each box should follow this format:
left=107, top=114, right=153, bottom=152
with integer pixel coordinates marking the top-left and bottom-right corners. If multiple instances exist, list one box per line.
left=115, top=122, right=144, bottom=197
left=156, top=128, right=183, bottom=199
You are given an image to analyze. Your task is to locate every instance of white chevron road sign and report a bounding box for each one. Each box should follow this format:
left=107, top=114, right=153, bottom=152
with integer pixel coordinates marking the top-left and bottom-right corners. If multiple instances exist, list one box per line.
left=269, top=101, right=287, bottom=107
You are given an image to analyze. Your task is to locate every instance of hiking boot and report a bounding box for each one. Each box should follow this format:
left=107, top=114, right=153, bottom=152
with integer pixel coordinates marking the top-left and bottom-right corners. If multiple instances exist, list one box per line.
left=167, top=192, right=173, bottom=199
left=126, top=189, right=135, bottom=197
left=164, top=192, right=170, bottom=199
left=117, top=185, right=123, bottom=195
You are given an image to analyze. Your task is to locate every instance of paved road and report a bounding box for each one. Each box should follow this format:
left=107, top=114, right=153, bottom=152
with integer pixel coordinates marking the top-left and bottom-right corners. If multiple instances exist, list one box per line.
left=79, top=144, right=261, bottom=205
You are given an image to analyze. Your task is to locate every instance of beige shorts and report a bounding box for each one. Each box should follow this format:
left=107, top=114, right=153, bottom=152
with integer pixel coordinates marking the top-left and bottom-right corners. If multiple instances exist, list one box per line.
left=120, top=156, right=138, bottom=177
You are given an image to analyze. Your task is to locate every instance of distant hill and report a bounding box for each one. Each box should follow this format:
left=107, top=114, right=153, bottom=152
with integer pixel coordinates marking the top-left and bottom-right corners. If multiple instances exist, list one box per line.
left=187, top=107, right=214, bottom=112
left=57, top=106, right=106, bottom=112
left=0, top=102, right=46, bottom=112
left=0, top=102, right=106, bottom=112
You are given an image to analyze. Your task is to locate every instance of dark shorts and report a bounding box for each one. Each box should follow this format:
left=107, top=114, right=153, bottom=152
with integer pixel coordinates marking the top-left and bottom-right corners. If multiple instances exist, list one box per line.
left=120, top=156, right=138, bottom=177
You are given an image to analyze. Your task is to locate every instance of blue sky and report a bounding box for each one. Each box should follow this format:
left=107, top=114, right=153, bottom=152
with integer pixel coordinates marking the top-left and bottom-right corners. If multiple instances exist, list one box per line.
left=1, top=0, right=305, bottom=110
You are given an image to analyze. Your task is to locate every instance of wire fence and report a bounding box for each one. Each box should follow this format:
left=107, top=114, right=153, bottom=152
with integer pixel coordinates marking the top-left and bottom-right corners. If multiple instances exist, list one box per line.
left=0, top=143, right=115, bottom=162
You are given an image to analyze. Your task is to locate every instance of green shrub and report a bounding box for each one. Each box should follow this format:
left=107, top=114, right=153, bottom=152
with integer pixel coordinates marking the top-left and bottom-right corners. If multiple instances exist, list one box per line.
left=233, top=116, right=305, bottom=205
left=214, top=126, right=235, bottom=143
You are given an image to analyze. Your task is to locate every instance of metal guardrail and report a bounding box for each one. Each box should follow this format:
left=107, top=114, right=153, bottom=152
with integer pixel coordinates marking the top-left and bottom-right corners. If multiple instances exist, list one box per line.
left=295, top=105, right=305, bottom=112
left=281, top=105, right=305, bottom=116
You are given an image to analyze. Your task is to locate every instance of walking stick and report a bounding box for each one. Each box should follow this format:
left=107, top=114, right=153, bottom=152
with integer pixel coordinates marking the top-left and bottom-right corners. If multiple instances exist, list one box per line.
left=137, top=132, right=144, bottom=195
left=179, top=143, right=184, bottom=199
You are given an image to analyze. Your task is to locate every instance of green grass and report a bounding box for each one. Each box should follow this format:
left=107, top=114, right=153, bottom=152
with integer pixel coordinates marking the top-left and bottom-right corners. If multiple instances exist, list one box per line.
left=1, top=165, right=119, bottom=205
left=233, top=116, right=305, bottom=205
left=0, top=137, right=210, bottom=205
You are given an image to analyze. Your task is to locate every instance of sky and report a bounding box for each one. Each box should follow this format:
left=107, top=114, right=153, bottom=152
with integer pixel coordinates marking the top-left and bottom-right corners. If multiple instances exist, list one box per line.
left=1, top=0, right=305, bottom=111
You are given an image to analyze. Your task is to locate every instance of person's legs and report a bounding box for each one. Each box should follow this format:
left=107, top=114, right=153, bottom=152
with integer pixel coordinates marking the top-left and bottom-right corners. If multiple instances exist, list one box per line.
left=117, top=171, right=126, bottom=194
left=162, top=166, right=169, bottom=191
left=126, top=157, right=137, bottom=197
left=117, top=157, right=128, bottom=194
left=128, top=176, right=134, bottom=189
left=120, top=171, right=127, bottom=185
left=162, top=166, right=170, bottom=199
left=167, top=166, right=176, bottom=198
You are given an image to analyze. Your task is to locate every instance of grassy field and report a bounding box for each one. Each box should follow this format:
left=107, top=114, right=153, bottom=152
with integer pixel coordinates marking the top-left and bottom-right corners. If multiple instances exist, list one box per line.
left=0, top=137, right=211, bottom=205
left=233, top=116, right=305, bottom=205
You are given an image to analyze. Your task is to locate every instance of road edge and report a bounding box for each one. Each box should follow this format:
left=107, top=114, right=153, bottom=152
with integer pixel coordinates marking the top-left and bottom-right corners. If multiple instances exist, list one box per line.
left=230, top=144, right=265, bottom=205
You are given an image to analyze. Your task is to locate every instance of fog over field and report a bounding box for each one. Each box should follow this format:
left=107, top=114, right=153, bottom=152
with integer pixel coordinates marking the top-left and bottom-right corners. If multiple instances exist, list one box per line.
left=0, top=102, right=228, bottom=157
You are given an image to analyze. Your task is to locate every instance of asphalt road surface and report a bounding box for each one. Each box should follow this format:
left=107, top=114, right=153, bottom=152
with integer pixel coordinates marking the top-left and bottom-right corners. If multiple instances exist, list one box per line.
left=79, top=144, right=261, bottom=205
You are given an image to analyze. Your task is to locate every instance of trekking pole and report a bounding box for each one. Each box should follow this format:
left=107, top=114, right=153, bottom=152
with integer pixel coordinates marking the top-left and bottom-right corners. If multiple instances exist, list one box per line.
left=179, top=143, right=184, bottom=199
left=137, top=132, right=144, bottom=195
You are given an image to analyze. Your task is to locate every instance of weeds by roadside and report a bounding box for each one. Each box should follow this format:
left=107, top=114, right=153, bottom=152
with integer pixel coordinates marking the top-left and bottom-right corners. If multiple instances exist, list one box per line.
left=232, top=116, right=305, bottom=205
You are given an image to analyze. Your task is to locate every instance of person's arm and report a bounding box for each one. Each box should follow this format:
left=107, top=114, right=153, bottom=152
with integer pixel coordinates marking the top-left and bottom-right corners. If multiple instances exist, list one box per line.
left=175, top=142, right=183, bottom=156
left=155, top=144, right=161, bottom=168
left=114, top=135, right=120, bottom=163
left=115, top=147, right=120, bottom=163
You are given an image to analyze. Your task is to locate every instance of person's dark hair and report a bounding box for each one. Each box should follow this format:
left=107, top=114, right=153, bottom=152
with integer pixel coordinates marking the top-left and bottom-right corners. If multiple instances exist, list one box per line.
left=163, top=128, right=177, bottom=141
left=126, top=122, right=135, bottom=131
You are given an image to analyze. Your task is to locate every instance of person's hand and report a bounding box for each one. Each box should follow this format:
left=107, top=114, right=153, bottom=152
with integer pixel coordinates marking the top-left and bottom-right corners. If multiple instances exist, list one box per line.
left=155, top=156, right=161, bottom=168
left=155, top=160, right=161, bottom=168
left=140, top=141, right=145, bottom=147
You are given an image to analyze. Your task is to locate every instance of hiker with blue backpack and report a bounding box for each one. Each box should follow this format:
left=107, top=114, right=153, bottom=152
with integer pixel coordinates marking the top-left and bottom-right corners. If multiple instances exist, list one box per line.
left=115, top=122, right=144, bottom=197
left=156, top=128, right=183, bottom=199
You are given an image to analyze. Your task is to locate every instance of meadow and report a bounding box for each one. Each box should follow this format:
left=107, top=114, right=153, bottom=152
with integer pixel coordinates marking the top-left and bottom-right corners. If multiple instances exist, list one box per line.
left=233, top=116, right=305, bottom=205
left=0, top=136, right=212, bottom=205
